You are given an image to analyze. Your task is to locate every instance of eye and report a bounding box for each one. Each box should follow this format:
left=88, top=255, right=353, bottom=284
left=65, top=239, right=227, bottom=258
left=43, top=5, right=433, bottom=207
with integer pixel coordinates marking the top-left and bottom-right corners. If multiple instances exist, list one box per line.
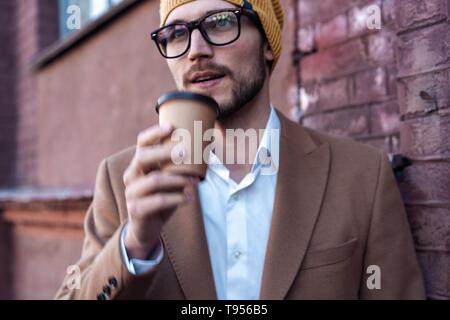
left=160, top=25, right=188, bottom=43
left=171, top=26, right=187, bottom=39
left=216, top=15, right=231, bottom=27
left=206, top=12, right=236, bottom=30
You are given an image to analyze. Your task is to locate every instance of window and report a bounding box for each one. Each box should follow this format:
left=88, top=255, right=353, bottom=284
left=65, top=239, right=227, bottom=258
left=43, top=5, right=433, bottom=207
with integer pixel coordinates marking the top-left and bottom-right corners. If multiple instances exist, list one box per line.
left=59, top=0, right=124, bottom=39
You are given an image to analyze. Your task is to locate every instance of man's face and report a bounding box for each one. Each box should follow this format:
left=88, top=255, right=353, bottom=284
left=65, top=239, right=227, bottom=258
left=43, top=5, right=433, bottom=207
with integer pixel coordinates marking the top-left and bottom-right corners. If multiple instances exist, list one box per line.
left=164, top=0, right=273, bottom=119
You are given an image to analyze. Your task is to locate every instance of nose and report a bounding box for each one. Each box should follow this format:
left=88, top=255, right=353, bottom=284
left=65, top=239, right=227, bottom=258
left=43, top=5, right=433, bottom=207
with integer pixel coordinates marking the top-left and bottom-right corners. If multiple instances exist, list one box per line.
left=187, top=29, right=213, bottom=61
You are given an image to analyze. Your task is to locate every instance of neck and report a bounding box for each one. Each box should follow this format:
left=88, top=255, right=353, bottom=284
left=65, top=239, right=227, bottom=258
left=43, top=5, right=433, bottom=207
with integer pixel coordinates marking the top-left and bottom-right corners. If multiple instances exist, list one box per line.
left=213, top=80, right=271, bottom=183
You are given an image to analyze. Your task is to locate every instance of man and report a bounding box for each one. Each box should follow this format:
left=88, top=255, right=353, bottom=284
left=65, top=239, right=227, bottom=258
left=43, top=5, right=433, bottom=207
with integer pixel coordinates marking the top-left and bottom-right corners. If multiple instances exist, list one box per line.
left=56, top=0, right=425, bottom=299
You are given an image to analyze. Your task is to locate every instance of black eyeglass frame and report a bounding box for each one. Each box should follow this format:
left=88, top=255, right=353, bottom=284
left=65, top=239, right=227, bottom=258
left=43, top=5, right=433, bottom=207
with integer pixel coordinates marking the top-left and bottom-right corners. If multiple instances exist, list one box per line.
left=150, top=8, right=264, bottom=59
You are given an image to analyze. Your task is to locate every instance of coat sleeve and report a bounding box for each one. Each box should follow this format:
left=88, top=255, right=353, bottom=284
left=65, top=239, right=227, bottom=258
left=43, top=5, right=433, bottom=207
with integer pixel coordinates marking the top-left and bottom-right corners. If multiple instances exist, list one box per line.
left=54, top=158, right=159, bottom=300
left=359, top=152, right=426, bottom=299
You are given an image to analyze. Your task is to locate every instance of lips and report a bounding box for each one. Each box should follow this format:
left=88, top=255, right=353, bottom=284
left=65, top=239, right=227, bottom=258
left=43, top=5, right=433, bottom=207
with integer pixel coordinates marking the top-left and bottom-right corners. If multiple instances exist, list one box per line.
left=189, top=71, right=225, bottom=84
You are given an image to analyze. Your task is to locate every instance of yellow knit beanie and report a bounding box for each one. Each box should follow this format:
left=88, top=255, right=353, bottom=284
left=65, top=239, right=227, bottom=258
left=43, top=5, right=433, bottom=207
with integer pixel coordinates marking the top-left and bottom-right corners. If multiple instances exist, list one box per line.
left=159, top=0, right=284, bottom=68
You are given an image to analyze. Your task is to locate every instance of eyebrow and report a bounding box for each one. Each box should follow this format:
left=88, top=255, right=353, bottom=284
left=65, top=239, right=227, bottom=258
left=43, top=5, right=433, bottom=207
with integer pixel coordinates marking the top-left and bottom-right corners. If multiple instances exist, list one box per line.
left=166, top=8, right=236, bottom=25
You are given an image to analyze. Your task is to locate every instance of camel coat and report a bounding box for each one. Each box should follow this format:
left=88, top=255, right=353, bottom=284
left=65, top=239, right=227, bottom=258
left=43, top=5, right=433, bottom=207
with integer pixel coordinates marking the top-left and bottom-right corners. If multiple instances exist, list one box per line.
left=55, top=110, right=425, bottom=300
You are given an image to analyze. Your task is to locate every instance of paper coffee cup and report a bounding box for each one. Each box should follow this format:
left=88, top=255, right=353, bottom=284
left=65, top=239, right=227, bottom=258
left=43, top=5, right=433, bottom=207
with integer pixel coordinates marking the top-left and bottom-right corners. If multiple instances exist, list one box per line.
left=156, top=91, right=219, bottom=180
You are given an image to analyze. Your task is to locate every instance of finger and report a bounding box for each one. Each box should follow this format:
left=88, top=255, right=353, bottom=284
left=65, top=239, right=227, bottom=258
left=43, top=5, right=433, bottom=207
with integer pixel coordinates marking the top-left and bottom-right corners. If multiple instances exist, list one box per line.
left=125, top=172, right=187, bottom=199
left=135, top=143, right=182, bottom=174
left=188, top=176, right=201, bottom=186
left=130, top=192, right=186, bottom=220
left=123, top=161, right=144, bottom=187
left=137, top=124, right=173, bottom=148
left=123, top=143, right=180, bottom=185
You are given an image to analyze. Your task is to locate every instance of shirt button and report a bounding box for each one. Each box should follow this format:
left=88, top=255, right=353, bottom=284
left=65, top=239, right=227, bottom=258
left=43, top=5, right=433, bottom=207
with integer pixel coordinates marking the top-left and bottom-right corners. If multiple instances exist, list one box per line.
left=232, top=193, right=239, bottom=201
left=233, top=251, right=242, bottom=259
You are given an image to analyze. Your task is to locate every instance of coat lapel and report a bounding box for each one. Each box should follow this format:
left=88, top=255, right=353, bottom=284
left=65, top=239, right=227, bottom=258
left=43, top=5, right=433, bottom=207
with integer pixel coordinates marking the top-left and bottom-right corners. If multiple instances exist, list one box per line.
left=160, top=110, right=330, bottom=300
left=161, top=181, right=217, bottom=299
left=259, top=111, right=331, bottom=299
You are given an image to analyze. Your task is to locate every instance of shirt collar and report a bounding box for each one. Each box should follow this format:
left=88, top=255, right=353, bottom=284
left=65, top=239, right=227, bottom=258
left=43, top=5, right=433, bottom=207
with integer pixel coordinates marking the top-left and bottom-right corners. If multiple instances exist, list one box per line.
left=207, top=105, right=280, bottom=181
left=254, top=105, right=280, bottom=174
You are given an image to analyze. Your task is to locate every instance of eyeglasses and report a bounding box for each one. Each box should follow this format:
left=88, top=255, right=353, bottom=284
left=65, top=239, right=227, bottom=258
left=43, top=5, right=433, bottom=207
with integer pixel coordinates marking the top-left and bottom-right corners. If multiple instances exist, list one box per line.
left=151, top=8, right=262, bottom=59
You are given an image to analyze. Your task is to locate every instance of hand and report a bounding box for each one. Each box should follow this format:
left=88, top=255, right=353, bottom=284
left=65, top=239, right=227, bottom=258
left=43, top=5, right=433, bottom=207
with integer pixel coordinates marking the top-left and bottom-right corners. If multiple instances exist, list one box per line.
left=123, top=124, right=188, bottom=260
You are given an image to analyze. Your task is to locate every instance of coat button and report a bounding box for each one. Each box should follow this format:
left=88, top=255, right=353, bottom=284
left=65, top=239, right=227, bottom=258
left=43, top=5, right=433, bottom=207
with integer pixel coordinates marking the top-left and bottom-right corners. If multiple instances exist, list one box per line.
left=97, top=293, right=107, bottom=300
left=103, top=285, right=111, bottom=295
left=108, top=277, right=118, bottom=289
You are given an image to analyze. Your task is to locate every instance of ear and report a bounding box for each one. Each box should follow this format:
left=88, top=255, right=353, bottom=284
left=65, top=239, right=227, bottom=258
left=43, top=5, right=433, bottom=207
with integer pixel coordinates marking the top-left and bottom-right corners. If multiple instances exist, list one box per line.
left=264, top=42, right=274, bottom=63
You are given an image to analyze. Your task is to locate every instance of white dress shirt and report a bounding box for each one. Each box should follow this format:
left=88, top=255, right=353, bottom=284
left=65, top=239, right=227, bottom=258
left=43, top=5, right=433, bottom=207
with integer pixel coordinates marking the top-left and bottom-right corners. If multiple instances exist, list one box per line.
left=120, top=106, right=280, bottom=300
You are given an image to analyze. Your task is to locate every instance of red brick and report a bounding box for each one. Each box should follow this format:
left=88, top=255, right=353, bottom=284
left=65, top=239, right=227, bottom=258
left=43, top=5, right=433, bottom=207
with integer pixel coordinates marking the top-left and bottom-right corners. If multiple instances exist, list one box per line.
left=386, top=64, right=398, bottom=96
left=299, top=83, right=319, bottom=114
left=285, top=0, right=295, bottom=27
left=367, top=31, right=396, bottom=65
left=416, top=251, right=450, bottom=299
left=303, top=106, right=369, bottom=137
left=315, top=14, right=348, bottom=49
left=301, top=38, right=367, bottom=82
left=395, top=0, right=449, bottom=31
left=399, top=161, right=450, bottom=203
left=382, top=0, right=396, bottom=25
left=347, top=1, right=382, bottom=38
left=398, top=70, right=450, bottom=116
left=370, top=100, right=400, bottom=134
left=317, top=77, right=350, bottom=111
left=296, top=77, right=349, bottom=114
left=400, top=114, right=450, bottom=157
left=351, top=67, right=388, bottom=105
left=397, top=22, right=450, bottom=77
left=287, top=84, right=299, bottom=110
left=298, top=25, right=316, bottom=52
left=299, top=0, right=361, bottom=26
left=361, top=136, right=391, bottom=153
left=390, top=133, right=400, bottom=153
left=290, top=0, right=450, bottom=300
left=7, top=0, right=58, bottom=186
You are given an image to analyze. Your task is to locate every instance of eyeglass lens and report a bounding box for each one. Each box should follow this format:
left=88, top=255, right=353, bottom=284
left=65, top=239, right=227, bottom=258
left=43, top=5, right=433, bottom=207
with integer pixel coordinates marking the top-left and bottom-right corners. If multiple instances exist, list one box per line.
left=155, top=11, right=240, bottom=58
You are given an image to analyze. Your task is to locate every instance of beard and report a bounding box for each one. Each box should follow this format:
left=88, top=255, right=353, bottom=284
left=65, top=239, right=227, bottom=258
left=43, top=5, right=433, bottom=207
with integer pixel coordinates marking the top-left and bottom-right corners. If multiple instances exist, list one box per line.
left=181, top=42, right=268, bottom=120
left=217, top=47, right=267, bottom=120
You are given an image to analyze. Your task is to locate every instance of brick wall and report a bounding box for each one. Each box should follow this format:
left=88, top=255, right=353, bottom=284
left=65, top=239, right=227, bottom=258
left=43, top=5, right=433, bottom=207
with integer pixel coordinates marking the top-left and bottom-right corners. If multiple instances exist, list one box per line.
left=0, top=1, right=59, bottom=298
left=394, top=0, right=450, bottom=300
left=0, top=192, right=88, bottom=299
left=292, top=0, right=400, bottom=153
left=0, top=1, right=18, bottom=299
left=12, top=0, right=59, bottom=186
left=291, top=0, right=450, bottom=299
left=0, top=1, right=17, bottom=187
